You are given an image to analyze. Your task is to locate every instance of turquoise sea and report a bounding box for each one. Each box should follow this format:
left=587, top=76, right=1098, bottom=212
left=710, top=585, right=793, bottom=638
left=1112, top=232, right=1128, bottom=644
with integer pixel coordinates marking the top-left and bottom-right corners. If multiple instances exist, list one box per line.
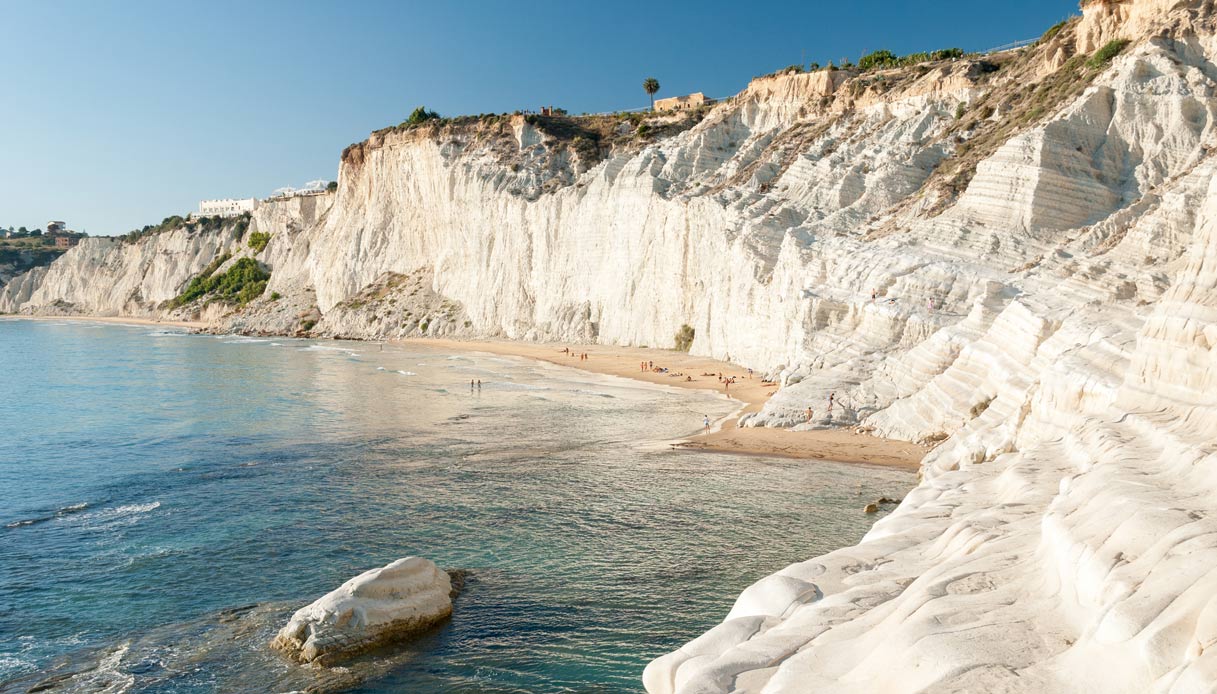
left=0, top=319, right=913, bottom=693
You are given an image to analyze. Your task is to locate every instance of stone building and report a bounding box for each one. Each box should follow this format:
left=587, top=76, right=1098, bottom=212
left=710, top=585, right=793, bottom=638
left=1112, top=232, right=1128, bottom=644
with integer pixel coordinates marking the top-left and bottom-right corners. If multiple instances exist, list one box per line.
left=654, top=92, right=710, bottom=112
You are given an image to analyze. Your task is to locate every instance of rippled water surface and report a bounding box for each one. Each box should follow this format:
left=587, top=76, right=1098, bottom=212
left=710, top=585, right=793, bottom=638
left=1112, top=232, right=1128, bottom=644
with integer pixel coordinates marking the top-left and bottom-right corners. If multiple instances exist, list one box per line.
left=0, top=320, right=914, bottom=693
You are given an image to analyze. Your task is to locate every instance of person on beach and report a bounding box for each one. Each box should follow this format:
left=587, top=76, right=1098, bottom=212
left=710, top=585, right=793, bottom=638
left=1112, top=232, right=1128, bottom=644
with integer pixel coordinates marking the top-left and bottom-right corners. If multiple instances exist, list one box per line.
left=871, top=288, right=877, bottom=302
left=748, top=368, right=753, bottom=379
left=477, top=379, right=482, bottom=391
left=724, top=378, right=731, bottom=394
left=807, top=407, right=813, bottom=422
left=470, top=379, right=475, bottom=391
left=704, top=415, right=710, bottom=435
left=828, top=392, right=835, bottom=415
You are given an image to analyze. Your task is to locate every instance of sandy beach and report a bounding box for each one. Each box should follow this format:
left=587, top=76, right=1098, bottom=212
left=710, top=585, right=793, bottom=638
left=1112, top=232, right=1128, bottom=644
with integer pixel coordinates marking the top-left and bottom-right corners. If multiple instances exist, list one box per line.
left=0, top=316, right=923, bottom=469
left=411, top=338, right=925, bottom=470
left=0, top=314, right=209, bottom=330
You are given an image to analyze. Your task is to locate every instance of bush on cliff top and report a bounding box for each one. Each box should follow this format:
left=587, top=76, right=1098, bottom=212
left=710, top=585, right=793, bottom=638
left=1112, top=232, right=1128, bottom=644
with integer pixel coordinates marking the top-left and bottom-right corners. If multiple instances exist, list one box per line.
left=407, top=106, right=441, bottom=125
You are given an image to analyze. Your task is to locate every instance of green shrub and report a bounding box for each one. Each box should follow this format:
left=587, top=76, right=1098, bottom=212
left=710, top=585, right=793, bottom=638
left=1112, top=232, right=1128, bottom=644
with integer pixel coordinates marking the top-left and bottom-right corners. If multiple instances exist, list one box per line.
left=407, top=106, right=440, bottom=125
left=954, top=102, right=966, bottom=119
left=858, top=47, right=962, bottom=72
left=859, top=50, right=899, bottom=71
left=173, top=256, right=269, bottom=307
left=326, top=180, right=338, bottom=192
left=1087, top=39, right=1130, bottom=69
left=674, top=324, right=695, bottom=352
left=247, top=231, right=271, bottom=253
left=1041, top=19, right=1068, bottom=43
left=270, top=291, right=281, bottom=301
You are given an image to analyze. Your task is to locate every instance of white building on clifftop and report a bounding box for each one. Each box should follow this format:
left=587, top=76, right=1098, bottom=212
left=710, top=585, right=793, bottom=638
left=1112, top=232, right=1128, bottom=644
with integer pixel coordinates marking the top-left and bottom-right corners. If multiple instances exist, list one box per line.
left=198, top=198, right=258, bottom=217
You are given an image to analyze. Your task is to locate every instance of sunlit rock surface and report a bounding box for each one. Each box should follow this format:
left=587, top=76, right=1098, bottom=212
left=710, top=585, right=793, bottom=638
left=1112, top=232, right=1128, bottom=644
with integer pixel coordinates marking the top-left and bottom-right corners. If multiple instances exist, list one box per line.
left=7, top=0, right=1217, bottom=690
left=271, top=557, right=454, bottom=666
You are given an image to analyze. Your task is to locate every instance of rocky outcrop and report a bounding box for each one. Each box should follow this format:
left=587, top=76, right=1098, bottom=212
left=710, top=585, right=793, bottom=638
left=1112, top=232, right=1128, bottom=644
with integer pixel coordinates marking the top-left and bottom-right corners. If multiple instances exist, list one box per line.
left=271, top=557, right=455, bottom=666
left=0, top=223, right=246, bottom=317
left=9, top=1, right=1217, bottom=690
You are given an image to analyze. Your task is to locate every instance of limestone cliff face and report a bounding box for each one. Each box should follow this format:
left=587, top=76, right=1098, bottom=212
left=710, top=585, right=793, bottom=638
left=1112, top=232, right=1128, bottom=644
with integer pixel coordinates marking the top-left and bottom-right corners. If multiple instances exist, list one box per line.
left=8, top=1, right=1217, bottom=690
left=0, top=225, right=245, bottom=317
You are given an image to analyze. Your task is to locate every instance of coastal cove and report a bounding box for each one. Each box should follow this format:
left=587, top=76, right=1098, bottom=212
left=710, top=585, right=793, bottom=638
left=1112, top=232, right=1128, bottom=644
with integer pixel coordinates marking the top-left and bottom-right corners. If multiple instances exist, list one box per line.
left=409, top=337, right=928, bottom=470
left=0, top=320, right=914, bottom=693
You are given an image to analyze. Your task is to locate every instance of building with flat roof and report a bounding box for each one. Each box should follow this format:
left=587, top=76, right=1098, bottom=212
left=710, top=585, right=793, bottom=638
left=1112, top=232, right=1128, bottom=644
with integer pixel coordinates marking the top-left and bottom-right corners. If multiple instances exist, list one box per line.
left=198, top=198, right=258, bottom=217
left=654, top=92, right=711, bottom=112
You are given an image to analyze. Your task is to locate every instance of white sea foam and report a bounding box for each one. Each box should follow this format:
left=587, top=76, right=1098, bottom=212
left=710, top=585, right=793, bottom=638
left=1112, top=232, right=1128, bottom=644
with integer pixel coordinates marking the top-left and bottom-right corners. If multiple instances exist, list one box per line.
left=74, top=502, right=161, bottom=527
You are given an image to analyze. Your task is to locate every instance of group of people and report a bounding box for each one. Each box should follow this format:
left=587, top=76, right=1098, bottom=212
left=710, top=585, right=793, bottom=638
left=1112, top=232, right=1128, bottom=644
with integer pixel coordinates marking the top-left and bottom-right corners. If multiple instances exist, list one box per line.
left=805, top=391, right=837, bottom=422
left=469, top=379, right=482, bottom=391
left=563, top=347, right=589, bottom=361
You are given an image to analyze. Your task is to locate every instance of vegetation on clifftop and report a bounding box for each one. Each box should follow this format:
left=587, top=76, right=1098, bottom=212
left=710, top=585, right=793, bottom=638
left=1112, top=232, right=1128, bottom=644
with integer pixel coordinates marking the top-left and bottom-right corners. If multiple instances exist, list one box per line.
left=121, top=213, right=250, bottom=244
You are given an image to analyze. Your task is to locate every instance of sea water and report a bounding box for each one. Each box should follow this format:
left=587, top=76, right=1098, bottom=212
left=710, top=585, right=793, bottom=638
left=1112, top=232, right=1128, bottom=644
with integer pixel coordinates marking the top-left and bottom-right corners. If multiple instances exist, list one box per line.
left=0, top=320, right=914, bottom=693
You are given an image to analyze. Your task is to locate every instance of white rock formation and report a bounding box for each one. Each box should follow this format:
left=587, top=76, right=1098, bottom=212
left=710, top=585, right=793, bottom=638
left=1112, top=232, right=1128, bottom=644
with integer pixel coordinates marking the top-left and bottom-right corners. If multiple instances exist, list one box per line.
left=0, top=224, right=245, bottom=317
left=8, top=1, right=1217, bottom=690
left=271, top=557, right=454, bottom=666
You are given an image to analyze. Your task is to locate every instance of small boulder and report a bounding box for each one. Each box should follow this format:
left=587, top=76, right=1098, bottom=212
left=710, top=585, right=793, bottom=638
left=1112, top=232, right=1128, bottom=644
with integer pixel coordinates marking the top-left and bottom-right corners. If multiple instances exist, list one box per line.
left=272, top=557, right=454, bottom=666
left=863, top=503, right=879, bottom=514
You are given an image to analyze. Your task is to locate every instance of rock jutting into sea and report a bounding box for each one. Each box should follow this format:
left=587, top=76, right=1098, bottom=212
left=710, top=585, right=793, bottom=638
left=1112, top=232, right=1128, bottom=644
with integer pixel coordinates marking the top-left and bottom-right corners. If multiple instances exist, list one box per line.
left=8, top=0, right=1217, bottom=690
left=271, top=557, right=456, bottom=666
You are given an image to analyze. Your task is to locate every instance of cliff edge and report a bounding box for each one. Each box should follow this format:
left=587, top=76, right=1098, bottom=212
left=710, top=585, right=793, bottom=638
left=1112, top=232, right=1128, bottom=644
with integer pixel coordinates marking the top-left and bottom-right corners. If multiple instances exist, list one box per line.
left=6, top=0, right=1217, bottom=691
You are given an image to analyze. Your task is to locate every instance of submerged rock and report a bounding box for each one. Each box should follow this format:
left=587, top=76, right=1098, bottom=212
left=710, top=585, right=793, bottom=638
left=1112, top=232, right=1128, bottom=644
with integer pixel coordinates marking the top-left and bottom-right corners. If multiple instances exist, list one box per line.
left=271, top=557, right=455, bottom=666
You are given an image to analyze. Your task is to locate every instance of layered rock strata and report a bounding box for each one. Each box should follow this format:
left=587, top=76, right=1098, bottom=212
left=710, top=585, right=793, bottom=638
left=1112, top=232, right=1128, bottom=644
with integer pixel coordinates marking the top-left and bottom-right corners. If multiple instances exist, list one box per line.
left=5, top=1, right=1217, bottom=690
left=271, top=557, right=455, bottom=666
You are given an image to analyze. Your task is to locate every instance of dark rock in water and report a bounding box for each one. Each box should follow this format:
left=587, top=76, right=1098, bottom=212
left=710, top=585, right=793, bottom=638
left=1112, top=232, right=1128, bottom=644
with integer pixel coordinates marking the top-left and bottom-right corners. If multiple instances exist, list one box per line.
left=447, top=568, right=468, bottom=599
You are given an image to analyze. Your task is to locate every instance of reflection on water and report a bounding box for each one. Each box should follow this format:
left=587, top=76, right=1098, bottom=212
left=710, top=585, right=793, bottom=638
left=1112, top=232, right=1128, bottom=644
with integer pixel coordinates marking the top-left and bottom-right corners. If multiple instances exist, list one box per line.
left=0, top=321, right=915, bottom=693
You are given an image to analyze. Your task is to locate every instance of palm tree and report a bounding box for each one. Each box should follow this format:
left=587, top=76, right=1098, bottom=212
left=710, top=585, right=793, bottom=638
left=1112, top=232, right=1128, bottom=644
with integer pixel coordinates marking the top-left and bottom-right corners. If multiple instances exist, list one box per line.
left=643, top=77, right=661, bottom=111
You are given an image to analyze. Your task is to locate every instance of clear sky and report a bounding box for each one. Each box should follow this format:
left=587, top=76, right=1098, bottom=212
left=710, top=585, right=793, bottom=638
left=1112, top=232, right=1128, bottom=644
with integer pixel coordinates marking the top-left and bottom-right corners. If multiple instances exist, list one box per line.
left=0, top=0, right=1079, bottom=235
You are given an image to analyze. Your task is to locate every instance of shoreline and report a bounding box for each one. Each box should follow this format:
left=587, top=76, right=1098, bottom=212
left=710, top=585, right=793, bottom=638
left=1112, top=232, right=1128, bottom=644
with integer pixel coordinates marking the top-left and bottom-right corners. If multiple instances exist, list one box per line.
left=0, top=315, right=924, bottom=469
left=0, top=314, right=208, bottom=330
left=409, top=337, right=926, bottom=470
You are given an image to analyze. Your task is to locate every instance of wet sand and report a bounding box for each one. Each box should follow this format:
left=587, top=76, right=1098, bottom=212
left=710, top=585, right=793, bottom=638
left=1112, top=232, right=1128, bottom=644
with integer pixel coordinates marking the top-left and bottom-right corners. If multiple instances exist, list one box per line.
left=0, top=316, right=923, bottom=469
left=410, top=338, right=925, bottom=470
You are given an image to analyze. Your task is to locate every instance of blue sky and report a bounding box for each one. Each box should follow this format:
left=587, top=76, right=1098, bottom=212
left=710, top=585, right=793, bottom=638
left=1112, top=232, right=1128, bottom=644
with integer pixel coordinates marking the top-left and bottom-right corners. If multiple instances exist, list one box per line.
left=0, top=0, right=1079, bottom=235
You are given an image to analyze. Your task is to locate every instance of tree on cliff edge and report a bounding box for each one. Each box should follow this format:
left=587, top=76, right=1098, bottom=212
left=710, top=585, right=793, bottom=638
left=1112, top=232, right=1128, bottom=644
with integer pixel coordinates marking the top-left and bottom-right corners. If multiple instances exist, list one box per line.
left=643, top=78, right=660, bottom=111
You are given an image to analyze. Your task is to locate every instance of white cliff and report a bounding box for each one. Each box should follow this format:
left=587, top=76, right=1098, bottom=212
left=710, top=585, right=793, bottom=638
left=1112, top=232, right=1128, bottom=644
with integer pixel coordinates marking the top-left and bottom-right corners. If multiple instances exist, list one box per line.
left=6, top=0, right=1217, bottom=690
left=0, top=222, right=246, bottom=317
left=271, top=557, right=455, bottom=666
